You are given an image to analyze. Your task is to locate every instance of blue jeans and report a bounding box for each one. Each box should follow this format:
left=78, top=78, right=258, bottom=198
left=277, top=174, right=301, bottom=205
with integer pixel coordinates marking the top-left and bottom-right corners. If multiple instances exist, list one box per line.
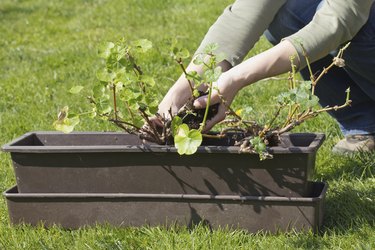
left=264, top=0, right=375, bottom=136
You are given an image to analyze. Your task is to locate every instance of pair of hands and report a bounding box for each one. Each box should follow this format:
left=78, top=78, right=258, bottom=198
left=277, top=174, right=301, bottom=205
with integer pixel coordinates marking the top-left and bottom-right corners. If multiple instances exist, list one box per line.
left=157, top=71, right=241, bottom=132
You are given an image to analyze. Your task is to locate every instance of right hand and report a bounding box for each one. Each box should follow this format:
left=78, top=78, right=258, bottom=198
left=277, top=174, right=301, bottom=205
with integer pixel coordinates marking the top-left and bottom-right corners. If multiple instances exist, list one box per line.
left=193, top=71, right=241, bottom=132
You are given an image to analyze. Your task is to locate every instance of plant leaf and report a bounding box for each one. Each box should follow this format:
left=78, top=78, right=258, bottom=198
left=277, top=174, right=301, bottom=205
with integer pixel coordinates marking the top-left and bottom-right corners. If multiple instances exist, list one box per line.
left=186, top=71, right=202, bottom=83
left=193, top=54, right=205, bottom=65
left=132, top=39, right=152, bottom=53
left=69, top=85, right=84, bottom=94
left=306, top=95, right=320, bottom=108
left=250, top=136, right=267, bottom=154
left=53, top=106, right=80, bottom=133
left=171, top=116, right=182, bottom=136
left=96, top=68, right=116, bottom=82
left=98, top=42, right=115, bottom=59
left=204, top=66, right=222, bottom=82
left=174, top=124, right=202, bottom=155
left=176, top=48, right=190, bottom=60
left=203, top=43, right=219, bottom=54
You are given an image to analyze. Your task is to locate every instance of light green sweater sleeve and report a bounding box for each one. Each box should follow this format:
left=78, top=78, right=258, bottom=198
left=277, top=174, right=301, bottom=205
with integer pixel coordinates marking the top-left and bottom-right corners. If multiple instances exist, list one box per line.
left=196, top=0, right=374, bottom=69
left=285, top=0, right=375, bottom=69
left=195, top=0, right=286, bottom=66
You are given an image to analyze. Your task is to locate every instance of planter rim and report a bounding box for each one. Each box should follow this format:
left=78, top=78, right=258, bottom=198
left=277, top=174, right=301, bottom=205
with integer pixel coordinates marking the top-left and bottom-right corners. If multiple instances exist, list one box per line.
left=3, top=182, right=327, bottom=203
left=1, top=131, right=325, bottom=154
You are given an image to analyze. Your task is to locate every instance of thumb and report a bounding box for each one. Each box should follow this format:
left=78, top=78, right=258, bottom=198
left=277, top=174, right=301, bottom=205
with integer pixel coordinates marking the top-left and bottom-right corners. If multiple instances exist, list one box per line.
left=193, top=90, right=220, bottom=109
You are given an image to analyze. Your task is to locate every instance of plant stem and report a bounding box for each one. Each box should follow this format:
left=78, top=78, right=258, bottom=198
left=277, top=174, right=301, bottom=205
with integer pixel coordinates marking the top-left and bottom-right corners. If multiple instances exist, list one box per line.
left=260, top=105, right=283, bottom=137
left=283, top=104, right=299, bottom=128
left=126, top=52, right=146, bottom=93
left=109, top=118, right=141, bottom=131
left=216, top=90, right=252, bottom=130
left=274, top=100, right=351, bottom=136
left=200, top=81, right=213, bottom=131
left=202, top=133, right=226, bottom=139
left=112, top=84, right=118, bottom=120
left=312, top=62, right=335, bottom=94
left=138, top=108, right=163, bottom=144
left=177, top=58, right=194, bottom=93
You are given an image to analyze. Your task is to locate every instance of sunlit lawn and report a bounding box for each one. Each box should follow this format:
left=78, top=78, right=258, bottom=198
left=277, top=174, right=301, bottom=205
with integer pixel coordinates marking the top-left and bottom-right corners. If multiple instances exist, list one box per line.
left=0, top=0, right=374, bottom=249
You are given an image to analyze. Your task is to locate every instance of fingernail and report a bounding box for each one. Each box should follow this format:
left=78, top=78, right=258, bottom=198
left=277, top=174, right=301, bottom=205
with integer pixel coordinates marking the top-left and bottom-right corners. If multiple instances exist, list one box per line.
left=193, top=99, right=201, bottom=108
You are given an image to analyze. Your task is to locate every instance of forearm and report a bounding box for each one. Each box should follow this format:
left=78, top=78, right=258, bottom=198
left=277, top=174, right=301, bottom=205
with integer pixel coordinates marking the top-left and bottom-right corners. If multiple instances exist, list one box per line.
left=227, top=40, right=298, bottom=89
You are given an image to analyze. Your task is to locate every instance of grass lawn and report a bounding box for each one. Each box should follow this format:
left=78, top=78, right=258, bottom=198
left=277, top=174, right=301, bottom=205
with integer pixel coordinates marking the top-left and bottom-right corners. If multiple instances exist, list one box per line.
left=0, top=0, right=374, bottom=249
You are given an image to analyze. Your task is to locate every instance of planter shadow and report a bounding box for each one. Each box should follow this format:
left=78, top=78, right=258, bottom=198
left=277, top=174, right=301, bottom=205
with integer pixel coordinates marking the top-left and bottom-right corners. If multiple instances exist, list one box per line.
left=3, top=182, right=327, bottom=233
left=2, top=131, right=325, bottom=196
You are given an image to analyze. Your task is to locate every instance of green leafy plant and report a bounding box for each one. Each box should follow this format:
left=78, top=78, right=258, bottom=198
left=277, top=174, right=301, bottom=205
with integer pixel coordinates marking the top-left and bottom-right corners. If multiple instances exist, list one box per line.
left=54, top=38, right=351, bottom=159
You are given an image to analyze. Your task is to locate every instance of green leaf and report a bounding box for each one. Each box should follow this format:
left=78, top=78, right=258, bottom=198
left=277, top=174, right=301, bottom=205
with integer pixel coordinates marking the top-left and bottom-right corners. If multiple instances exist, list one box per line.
left=132, top=116, right=144, bottom=128
left=69, top=85, right=84, bottom=94
left=305, top=95, right=320, bottom=108
left=98, top=42, right=115, bottom=59
left=250, top=136, right=267, bottom=153
left=54, top=116, right=80, bottom=134
left=193, top=54, right=205, bottom=65
left=132, top=39, right=152, bottom=53
left=276, top=92, right=293, bottom=105
left=193, top=89, right=200, bottom=98
left=203, top=43, right=219, bottom=54
left=120, top=88, right=142, bottom=101
left=53, top=106, right=80, bottom=133
left=89, top=107, right=97, bottom=118
left=174, top=124, right=202, bottom=155
left=186, top=71, right=202, bottom=83
left=96, top=68, right=116, bottom=82
left=171, top=116, right=182, bottom=136
left=204, top=66, right=222, bottom=82
left=300, top=81, right=312, bottom=90
left=140, top=75, right=155, bottom=87
left=92, top=83, right=106, bottom=99
left=169, top=39, right=190, bottom=60
left=95, top=97, right=112, bottom=115
left=146, top=100, right=159, bottom=115
left=175, top=48, right=190, bottom=60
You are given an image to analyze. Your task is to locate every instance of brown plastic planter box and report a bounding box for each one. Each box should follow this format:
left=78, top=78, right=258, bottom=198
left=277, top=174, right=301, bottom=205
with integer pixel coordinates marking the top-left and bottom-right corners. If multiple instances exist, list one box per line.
left=2, top=131, right=325, bottom=196
left=3, top=182, right=327, bottom=232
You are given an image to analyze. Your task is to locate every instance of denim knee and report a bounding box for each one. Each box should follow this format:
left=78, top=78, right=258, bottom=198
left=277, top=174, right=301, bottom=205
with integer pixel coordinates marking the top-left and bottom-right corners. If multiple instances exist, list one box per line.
left=265, top=0, right=322, bottom=45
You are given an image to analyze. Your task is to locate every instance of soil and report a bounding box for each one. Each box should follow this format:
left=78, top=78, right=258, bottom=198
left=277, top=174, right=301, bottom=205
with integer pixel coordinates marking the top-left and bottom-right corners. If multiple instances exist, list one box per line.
left=178, top=103, right=219, bottom=129
left=177, top=91, right=219, bottom=130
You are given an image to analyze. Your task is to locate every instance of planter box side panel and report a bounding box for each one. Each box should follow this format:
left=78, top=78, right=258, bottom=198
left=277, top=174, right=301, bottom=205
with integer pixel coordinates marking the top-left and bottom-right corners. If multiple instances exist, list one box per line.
left=12, top=152, right=312, bottom=196
left=4, top=183, right=326, bottom=233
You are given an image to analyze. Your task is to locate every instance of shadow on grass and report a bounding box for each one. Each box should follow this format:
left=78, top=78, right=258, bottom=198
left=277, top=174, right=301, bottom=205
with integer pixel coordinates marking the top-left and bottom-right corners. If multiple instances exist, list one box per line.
left=322, top=183, right=374, bottom=233
left=0, top=6, right=39, bottom=16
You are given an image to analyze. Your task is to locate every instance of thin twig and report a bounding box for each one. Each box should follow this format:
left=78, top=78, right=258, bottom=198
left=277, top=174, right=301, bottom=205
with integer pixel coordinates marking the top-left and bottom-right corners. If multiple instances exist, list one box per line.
left=138, top=108, right=163, bottom=144
left=177, top=58, right=195, bottom=93
left=112, top=84, right=118, bottom=120
left=109, top=118, right=141, bottom=131
left=259, top=105, right=284, bottom=137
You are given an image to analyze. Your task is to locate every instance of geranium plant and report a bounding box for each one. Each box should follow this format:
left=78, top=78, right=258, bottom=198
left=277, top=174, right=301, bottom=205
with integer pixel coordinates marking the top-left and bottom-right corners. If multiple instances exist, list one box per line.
left=54, top=37, right=351, bottom=159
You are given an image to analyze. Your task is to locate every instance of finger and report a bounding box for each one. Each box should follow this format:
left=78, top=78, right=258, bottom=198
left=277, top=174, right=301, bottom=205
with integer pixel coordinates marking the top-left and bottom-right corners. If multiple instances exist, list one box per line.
left=193, top=90, right=221, bottom=109
left=201, top=111, right=226, bottom=133
left=148, top=115, right=164, bottom=128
